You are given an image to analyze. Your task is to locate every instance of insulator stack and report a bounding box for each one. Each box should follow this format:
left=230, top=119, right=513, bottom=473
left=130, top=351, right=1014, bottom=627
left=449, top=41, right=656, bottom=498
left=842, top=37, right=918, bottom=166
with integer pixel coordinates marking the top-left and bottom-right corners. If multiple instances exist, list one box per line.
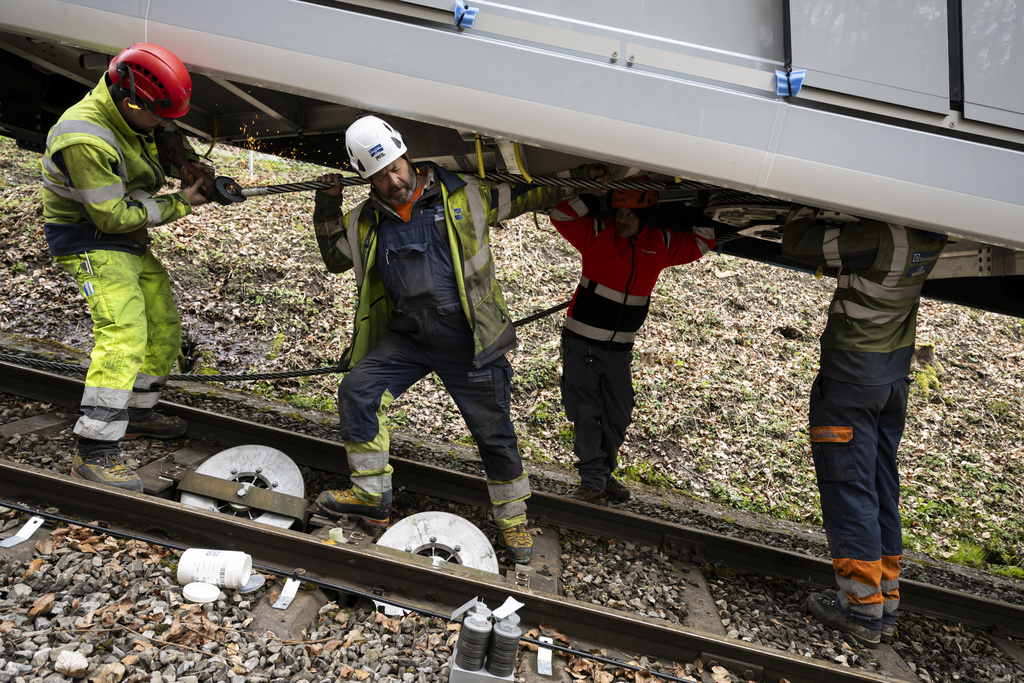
left=454, top=603, right=493, bottom=671
left=485, top=614, right=521, bottom=677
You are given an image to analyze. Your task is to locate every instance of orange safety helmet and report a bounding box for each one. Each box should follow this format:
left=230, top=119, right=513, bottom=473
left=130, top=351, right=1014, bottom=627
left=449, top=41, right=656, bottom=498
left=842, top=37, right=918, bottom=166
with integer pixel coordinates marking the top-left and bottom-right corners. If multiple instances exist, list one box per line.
left=108, top=43, right=192, bottom=118
left=611, top=175, right=659, bottom=209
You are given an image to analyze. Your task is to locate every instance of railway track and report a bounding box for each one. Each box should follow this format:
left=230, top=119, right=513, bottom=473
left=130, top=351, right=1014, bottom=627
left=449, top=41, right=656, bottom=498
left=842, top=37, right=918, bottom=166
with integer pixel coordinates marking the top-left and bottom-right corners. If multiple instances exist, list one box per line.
left=2, top=357, right=1023, bottom=683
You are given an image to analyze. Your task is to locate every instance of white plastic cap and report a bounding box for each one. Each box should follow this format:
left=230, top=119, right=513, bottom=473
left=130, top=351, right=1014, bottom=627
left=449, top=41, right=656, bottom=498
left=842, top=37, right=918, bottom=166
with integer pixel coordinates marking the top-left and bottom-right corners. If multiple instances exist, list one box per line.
left=183, top=582, right=221, bottom=604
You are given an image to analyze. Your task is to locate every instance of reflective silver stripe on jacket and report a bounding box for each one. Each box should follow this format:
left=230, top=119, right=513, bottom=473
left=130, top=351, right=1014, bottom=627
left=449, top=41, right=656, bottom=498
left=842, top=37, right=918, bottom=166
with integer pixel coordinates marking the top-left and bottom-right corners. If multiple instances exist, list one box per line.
left=459, top=175, right=496, bottom=306
left=823, top=227, right=842, bottom=267
left=47, top=120, right=128, bottom=179
left=346, top=206, right=365, bottom=287
left=563, top=317, right=638, bottom=344
left=128, top=188, right=160, bottom=226
left=833, top=223, right=916, bottom=324
left=694, top=225, right=714, bottom=252
left=883, top=224, right=909, bottom=287
left=493, top=182, right=513, bottom=222
left=549, top=195, right=588, bottom=223
left=579, top=275, right=649, bottom=306
left=839, top=273, right=924, bottom=302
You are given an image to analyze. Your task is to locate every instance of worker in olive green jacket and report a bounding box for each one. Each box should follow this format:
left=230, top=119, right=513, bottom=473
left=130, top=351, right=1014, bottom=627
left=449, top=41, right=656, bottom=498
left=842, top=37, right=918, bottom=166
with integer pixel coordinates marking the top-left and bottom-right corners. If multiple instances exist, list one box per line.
left=783, top=206, right=947, bottom=647
left=312, top=115, right=608, bottom=564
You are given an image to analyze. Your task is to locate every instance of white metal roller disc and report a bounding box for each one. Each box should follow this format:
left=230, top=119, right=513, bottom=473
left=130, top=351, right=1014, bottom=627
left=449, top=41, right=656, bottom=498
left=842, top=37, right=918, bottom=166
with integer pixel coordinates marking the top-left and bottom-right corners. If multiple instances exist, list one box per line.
left=178, top=445, right=305, bottom=529
left=376, top=511, right=499, bottom=574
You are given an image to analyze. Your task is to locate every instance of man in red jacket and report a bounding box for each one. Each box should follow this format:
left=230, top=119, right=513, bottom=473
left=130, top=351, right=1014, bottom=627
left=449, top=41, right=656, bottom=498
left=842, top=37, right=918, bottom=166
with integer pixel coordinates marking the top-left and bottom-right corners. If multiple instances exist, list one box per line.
left=549, top=177, right=715, bottom=502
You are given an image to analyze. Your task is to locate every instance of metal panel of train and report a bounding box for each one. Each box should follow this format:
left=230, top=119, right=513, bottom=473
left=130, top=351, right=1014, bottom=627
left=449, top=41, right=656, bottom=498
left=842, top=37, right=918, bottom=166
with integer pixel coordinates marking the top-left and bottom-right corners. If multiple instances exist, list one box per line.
left=1, top=0, right=1022, bottom=314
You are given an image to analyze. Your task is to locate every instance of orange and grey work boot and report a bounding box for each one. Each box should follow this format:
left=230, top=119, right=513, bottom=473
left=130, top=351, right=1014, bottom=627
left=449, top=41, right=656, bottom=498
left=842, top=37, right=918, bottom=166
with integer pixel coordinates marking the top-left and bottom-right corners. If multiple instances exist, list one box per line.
left=604, top=476, right=631, bottom=502
left=806, top=590, right=881, bottom=648
left=72, top=439, right=143, bottom=492
left=316, top=488, right=391, bottom=527
left=498, top=523, right=533, bottom=564
left=125, top=410, right=187, bottom=440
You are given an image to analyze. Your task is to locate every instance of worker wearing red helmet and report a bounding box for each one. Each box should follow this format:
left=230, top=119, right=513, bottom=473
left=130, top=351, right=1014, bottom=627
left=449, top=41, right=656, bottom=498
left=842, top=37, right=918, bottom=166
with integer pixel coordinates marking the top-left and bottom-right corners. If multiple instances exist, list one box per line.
left=549, top=176, right=715, bottom=503
left=41, top=43, right=214, bottom=491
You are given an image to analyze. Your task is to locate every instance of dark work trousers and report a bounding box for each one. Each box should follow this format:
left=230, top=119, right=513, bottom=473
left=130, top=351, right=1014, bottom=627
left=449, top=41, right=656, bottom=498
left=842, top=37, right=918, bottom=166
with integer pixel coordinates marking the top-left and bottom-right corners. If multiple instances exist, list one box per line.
left=561, top=334, right=634, bottom=490
left=338, top=304, right=523, bottom=483
left=809, top=374, right=909, bottom=631
left=340, top=208, right=523, bottom=496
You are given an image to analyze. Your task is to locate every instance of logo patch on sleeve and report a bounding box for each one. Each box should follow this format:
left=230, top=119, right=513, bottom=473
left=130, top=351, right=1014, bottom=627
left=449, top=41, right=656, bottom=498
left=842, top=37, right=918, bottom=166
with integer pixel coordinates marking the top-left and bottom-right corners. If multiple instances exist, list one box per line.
left=810, top=426, right=853, bottom=443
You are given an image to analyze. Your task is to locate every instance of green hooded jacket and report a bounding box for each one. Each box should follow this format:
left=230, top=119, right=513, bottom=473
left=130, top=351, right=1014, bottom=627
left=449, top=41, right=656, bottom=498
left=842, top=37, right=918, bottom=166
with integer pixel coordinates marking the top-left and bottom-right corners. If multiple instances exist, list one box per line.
left=41, top=75, right=196, bottom=256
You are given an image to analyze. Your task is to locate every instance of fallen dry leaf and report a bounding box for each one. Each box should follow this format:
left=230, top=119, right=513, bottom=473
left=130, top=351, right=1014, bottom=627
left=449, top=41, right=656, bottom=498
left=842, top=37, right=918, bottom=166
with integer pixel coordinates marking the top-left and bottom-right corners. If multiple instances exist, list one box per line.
left=28, top=593, right=55, bottom=617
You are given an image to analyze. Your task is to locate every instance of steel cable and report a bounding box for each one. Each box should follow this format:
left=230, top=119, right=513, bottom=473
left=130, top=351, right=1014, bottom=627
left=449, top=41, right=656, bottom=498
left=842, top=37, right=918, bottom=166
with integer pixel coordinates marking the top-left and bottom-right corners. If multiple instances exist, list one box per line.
left=0, top=302, right=567, bottom=383
left=238, top=173, right=704, bottom=198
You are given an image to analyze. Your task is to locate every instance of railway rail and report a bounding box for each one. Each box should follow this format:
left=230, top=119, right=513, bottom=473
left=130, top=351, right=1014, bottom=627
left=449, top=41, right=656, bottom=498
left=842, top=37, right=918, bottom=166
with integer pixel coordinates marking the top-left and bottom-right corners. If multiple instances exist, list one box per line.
left=2, top=357, right=1023, bottom=683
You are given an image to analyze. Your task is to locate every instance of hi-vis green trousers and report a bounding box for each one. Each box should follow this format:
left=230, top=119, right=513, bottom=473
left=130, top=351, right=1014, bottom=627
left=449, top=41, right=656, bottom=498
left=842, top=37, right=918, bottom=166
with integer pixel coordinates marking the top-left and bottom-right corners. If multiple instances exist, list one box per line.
left=56, top=249, right=181, bottom=442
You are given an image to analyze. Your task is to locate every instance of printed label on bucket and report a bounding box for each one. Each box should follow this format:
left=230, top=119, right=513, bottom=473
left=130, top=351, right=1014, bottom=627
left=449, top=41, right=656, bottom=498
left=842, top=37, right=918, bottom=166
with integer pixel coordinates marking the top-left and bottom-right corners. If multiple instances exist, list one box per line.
left=177, top=548, right=252, bottom=589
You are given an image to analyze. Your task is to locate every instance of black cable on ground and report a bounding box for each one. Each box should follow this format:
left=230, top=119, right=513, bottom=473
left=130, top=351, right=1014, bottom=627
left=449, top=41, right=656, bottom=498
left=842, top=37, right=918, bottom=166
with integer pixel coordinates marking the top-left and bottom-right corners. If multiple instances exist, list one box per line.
left=0, top=303, right=567, bottom=383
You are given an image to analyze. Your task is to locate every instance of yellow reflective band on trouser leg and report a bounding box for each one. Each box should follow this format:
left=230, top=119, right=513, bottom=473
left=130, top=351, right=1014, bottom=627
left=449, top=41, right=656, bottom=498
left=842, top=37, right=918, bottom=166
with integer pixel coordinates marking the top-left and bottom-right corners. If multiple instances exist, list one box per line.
left=488, top=472, right=531, bottom=529
left=344, top=390, right=395, bottom=503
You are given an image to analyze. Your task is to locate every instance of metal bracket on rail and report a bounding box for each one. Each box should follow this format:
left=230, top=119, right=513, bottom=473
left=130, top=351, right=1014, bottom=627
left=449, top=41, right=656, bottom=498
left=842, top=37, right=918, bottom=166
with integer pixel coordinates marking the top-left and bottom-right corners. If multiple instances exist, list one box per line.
left=177, top=470, right=311, bottom=526
left=663, top=533, right=707, bottom=563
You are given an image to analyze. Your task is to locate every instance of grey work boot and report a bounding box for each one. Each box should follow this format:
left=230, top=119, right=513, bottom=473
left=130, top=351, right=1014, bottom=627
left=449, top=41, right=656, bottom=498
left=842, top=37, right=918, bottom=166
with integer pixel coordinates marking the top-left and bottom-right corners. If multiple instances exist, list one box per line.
left=72, top=438, right=143, bottom=492
left=881, top=615, right=897, bottom=643
left=125, top=409, right=188, bottom=439
left=807, top=590, right=881, bottom=648
left=316, top=488, right=392, bottom=527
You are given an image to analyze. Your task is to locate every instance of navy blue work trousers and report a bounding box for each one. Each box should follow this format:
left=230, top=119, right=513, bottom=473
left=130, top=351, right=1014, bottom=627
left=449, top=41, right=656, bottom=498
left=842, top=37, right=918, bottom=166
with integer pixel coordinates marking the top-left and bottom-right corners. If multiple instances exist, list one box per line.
left=338, top=304, right=523, bottom=483
left=809, top=374, right=909, bottom=626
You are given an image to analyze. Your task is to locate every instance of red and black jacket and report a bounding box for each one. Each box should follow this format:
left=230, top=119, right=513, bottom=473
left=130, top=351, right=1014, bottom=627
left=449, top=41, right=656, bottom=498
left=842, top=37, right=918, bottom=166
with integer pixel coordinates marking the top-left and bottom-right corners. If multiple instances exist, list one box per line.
left=549, top=195, right=715, bottom=349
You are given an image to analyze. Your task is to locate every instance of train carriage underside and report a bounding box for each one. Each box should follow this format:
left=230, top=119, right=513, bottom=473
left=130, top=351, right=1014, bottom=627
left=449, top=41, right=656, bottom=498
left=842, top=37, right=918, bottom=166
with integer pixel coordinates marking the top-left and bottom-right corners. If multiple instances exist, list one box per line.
left=2, top=0, right=1023, bottom=316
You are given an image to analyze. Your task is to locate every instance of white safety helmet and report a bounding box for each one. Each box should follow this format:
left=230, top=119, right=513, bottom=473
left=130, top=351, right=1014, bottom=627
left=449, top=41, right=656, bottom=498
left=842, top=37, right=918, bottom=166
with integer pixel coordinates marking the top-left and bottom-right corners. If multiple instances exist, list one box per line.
left=345, top=115, right=409, bottom=178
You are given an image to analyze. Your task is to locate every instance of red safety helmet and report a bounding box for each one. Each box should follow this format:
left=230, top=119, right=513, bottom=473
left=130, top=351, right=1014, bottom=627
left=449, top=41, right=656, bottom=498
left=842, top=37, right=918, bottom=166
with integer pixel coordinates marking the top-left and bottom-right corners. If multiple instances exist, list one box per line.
left=108, top=43, right=192, bottom=118
left=611, top=175, right=659, bottom=209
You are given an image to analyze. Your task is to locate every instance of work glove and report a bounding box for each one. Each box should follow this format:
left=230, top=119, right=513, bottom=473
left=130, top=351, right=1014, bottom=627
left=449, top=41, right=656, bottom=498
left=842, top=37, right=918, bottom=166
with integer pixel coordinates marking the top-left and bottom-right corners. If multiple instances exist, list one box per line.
left=155, top=130, right=216, bottom=199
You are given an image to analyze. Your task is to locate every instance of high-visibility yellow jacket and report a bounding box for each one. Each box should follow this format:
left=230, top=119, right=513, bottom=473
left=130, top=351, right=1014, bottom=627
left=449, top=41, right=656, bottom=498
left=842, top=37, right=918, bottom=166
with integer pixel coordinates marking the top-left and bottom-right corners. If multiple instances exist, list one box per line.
left=314, top=162, right=569, bottom=370
left=41, top=75, right=195, bottom=256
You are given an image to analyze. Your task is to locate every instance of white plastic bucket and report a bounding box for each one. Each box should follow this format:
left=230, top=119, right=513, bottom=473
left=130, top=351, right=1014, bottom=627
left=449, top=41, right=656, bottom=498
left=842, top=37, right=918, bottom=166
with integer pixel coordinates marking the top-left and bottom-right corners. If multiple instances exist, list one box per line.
left=177, top=548, right=252, bottom=589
